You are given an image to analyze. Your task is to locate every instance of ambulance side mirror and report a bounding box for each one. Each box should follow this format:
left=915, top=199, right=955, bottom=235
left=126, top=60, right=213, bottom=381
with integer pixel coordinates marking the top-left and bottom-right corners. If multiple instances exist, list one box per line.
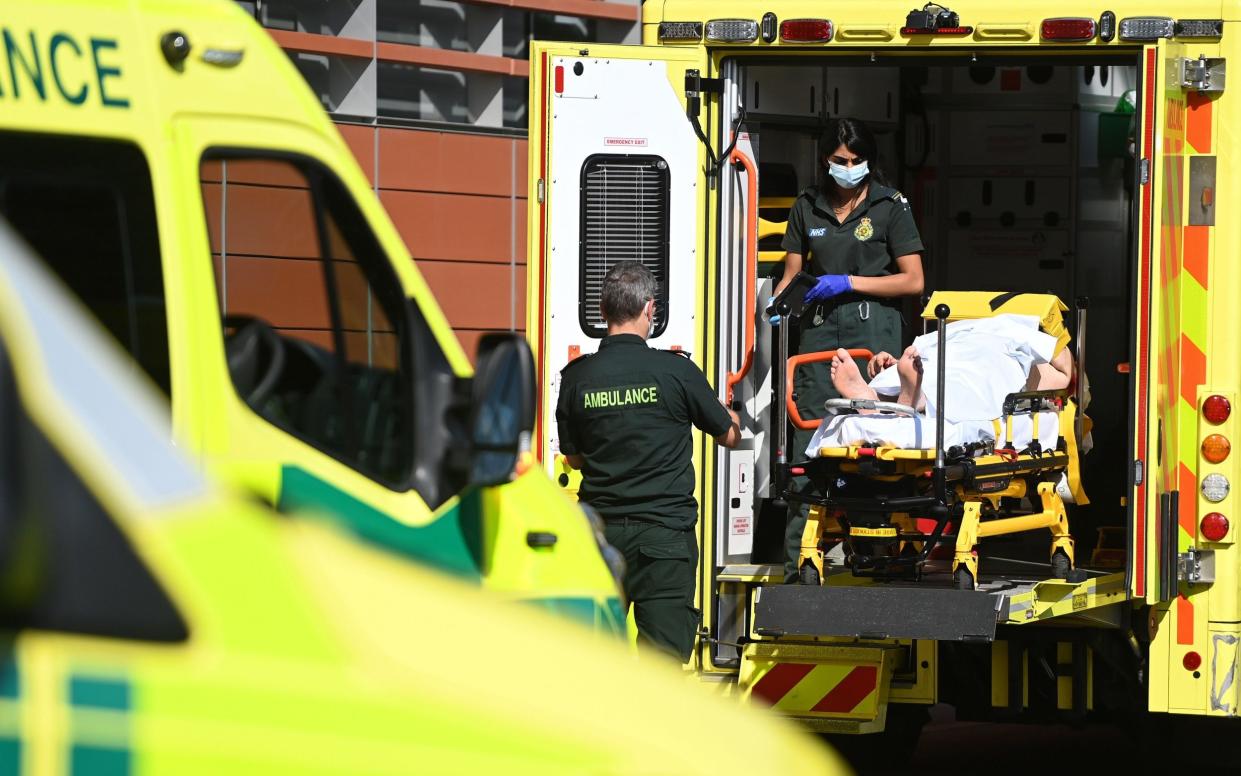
left=468, top=333, right=536, bottom=487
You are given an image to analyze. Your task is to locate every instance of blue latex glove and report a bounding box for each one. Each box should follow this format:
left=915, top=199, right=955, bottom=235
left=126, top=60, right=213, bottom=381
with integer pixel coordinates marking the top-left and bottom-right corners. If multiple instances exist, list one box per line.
left=804, top=274, right=853, bottom=304
left=766, top=295, right=781, bottom=326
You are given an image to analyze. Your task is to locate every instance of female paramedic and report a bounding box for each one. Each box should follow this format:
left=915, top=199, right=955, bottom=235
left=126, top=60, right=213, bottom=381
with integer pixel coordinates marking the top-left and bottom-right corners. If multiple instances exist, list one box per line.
left=772, top=117, right=925, bottom=583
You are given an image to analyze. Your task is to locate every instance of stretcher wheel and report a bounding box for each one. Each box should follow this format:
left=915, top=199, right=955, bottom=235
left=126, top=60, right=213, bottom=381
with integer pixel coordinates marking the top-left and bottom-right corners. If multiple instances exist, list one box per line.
left=799, top=562, right=821, bottom=586
left=1050, top=548, right=1072, bottom=580
left=954, top=566, right=975, bottom=590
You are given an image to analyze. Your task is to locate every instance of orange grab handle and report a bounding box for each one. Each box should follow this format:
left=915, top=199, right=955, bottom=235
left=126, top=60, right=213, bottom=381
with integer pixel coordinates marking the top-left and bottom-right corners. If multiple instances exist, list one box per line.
left=786, top=349, right=875, bottom=431
left=724, top=148, right=758, bottom=405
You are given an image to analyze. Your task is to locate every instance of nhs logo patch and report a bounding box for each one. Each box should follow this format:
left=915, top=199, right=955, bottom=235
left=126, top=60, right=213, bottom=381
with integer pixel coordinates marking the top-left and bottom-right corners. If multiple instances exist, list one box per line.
left=808, top=227, right=827, bottom=237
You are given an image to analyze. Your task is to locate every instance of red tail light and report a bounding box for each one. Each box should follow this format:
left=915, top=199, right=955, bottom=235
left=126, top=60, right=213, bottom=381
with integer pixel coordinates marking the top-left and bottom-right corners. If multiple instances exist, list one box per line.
left=1204, top=395, right=1231, bottom=424
left=1042, top=18, right=1097, bottom=41
left=1201, top=512, right=1230, bottom=542
left=1184, top=651, right=1202, bottom=671
left=780, top=19, right=833, bottom=42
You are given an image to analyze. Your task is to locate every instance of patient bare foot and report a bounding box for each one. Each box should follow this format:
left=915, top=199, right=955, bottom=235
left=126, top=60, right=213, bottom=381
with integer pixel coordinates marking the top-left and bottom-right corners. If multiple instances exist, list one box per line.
left=830, top=348, right=878, bottom=404
left=896, top=346, right=926, bottom=410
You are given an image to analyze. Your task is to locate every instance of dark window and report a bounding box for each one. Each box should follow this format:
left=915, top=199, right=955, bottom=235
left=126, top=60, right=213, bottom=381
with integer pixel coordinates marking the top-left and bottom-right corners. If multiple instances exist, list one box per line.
left=0, top=132, right=170, bottom=395
left=201, top=155, right=414, bottom=487
left=0, top=341, right=186, bottom=643
left=579, top=154, right=671, bottom=337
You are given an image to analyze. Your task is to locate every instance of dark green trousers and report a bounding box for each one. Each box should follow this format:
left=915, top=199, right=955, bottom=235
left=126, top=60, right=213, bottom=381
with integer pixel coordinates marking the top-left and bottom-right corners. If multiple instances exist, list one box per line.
left=783, top=297, right=902, bottom=582
left=603, top=520, right=698, bottom=661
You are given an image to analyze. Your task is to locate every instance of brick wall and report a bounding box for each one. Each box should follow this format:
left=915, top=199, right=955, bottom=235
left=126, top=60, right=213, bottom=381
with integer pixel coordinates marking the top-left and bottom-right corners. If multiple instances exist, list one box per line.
left=337, top=124, right=527, bottom=362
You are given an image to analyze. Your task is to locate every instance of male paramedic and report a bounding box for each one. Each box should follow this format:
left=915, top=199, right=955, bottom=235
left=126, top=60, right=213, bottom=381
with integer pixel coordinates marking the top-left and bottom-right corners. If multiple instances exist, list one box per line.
left=558, top=261, right=741, bottom=661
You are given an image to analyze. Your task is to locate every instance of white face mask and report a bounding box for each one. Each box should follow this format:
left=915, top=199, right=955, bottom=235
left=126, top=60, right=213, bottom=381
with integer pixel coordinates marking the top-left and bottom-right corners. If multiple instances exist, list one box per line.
left=828, top=160, right=869, bottom=189
left=646, top=301, right=657, bottom=338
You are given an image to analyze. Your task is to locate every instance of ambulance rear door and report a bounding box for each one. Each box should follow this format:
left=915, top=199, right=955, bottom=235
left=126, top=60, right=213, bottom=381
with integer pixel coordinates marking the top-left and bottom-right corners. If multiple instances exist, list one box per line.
left=1132, top=37, right=1193, bottom=603
left=527, top=43, right=709, bottom=471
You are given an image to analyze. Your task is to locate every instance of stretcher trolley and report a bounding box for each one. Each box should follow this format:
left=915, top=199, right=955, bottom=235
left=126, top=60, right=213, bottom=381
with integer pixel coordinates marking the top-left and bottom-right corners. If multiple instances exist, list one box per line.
left=786, top=291, right=1092, bottom=590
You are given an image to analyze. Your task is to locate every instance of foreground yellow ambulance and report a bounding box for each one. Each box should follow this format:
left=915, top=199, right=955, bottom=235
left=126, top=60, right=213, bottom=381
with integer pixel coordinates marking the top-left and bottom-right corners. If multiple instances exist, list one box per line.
left=530, top=0, right=1241, bottom=756
left=0, top=0, right=628, bottom=630
left=0, top=219, right=844, bottom=773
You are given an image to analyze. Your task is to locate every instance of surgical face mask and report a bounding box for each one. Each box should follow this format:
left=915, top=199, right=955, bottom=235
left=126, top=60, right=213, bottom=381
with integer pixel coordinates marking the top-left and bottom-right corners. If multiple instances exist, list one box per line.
left=828, top=160, right=869, bottom=189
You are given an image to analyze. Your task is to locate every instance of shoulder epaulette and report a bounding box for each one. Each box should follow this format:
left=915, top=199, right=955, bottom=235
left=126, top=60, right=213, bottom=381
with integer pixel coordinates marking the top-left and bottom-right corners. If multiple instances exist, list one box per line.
left=660, top=348, right=693, bottom=359
left=560, top=351, right=594, bottom=372
left=889, top=190, right=910, bottom=205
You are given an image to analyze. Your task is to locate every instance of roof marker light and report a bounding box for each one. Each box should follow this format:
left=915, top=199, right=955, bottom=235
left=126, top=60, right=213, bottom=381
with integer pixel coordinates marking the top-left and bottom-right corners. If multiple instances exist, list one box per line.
left=1099, top=11, right=1116, bottom=41
left=1042, top=18, right=1096, bottom=41
left=658, top=22, right=704, bottom=41
left=781, top=19, right=833, bottom=42
left=1177, top=19, right=1224, bottom=38
left=1119, top=16, right=1174, bottom=40
left=706, top=19, right=759, bottom=43
left=761, top=13, right=778, bottom=43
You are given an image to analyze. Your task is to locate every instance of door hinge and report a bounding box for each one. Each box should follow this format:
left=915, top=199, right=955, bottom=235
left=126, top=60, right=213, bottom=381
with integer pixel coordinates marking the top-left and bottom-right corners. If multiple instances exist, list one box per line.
left=685, top=69, right=724, bottom=96
left=537, top=178, right=545, bottom=203
left=1180, top=55, right=1226, bottom=93
left=1139, top=158, right=1150, bottom=185
left=1134, top=459, right=1145, bottom=486
left=1178, top=548, right=1215, bottom=584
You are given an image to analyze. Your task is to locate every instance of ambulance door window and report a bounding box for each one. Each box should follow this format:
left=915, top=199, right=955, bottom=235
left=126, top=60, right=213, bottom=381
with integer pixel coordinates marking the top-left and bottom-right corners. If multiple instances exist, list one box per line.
left=201, top=155, right=414, bottom=487
left=0, top=132, right=170, bottom=395
left=579, top=154, right=671, bottom=337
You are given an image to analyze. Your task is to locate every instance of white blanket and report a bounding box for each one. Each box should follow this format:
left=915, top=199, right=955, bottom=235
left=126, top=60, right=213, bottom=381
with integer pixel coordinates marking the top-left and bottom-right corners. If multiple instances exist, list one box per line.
left=808, top=411, right=1061, bottom=454
left=866, top=314, right=1058, bottom=423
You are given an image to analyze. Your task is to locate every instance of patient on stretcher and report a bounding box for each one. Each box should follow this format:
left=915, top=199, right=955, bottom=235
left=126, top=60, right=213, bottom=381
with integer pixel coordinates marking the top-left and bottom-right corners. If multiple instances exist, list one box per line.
left=810, top=314, right=1074, bottom=451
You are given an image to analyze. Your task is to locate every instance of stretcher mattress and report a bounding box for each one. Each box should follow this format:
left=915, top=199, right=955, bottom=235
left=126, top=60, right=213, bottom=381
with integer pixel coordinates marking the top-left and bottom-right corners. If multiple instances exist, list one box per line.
left=808, top=411, right=1061, bottom=455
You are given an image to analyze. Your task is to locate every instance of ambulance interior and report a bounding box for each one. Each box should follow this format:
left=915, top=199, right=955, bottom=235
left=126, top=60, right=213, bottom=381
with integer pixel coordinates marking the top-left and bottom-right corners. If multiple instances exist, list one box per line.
left=716, top=56, right=1140, bottom=589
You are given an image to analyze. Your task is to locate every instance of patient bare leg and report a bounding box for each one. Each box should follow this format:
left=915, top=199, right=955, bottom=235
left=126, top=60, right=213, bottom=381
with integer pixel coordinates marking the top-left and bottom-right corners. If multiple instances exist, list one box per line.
left=896, top=346, right=927, bottom=411
left=830, top=348, right=879, bottom=403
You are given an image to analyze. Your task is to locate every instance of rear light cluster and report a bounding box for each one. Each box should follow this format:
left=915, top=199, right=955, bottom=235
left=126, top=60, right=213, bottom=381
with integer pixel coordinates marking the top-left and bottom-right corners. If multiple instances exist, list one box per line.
left=1198, top=394, right=1234, bottom=542
left=1201, top=512, right=1230, bottom=542
left=781, top=19, right=833, bottom=43
left=1041, top=18, right=1096, bottom=41
left=705, top=19, right=758, bottom=43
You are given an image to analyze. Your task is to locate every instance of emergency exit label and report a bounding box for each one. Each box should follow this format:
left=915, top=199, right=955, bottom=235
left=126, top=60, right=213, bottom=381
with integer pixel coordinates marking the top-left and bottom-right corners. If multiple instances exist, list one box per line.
left=605, top=137, right=648, bottom=147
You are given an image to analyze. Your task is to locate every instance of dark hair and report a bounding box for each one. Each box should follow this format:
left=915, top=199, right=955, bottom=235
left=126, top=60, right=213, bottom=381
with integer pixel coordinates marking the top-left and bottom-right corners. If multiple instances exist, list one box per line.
left=600, top=261, right=657, bottom=323
left=818, top=117, right=891, bottom=188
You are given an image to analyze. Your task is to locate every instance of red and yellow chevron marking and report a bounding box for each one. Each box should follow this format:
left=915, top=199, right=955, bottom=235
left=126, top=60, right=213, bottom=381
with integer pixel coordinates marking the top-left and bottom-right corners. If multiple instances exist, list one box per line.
left=749, top=662, right=881, bottom=719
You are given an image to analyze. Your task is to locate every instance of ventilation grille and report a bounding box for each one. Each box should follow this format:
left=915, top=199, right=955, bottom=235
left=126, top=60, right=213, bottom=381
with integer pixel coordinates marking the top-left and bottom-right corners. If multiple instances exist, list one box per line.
left=579, top=155, right=671, bottom=337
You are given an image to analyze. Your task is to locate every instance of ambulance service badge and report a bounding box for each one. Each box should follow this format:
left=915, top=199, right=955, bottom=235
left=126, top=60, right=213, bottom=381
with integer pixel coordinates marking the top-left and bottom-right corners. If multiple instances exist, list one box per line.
left=854, top=217, right=874, bottom=241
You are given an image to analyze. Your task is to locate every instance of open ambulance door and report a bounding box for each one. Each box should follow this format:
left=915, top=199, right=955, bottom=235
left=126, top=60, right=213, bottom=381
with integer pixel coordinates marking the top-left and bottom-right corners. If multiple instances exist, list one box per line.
left=1132, top=39, right=1192, bottom=603
left=526, top=43, right=710, bottom=473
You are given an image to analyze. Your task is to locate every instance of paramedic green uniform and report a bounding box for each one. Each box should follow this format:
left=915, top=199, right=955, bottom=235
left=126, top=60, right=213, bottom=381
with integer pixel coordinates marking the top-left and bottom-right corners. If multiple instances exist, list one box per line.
left=781, top=183, right=925, bottom=581
left=557, top=333, right=733, bottom=660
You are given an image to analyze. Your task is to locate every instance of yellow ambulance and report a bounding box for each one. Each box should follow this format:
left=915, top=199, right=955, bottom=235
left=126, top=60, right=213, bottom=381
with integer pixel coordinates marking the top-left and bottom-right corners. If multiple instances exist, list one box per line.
left=0, top=216, right=845, bottom=773
left=529, top=0, right=1241, bottom=755
left=0, top=0, right=629, bottom=632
